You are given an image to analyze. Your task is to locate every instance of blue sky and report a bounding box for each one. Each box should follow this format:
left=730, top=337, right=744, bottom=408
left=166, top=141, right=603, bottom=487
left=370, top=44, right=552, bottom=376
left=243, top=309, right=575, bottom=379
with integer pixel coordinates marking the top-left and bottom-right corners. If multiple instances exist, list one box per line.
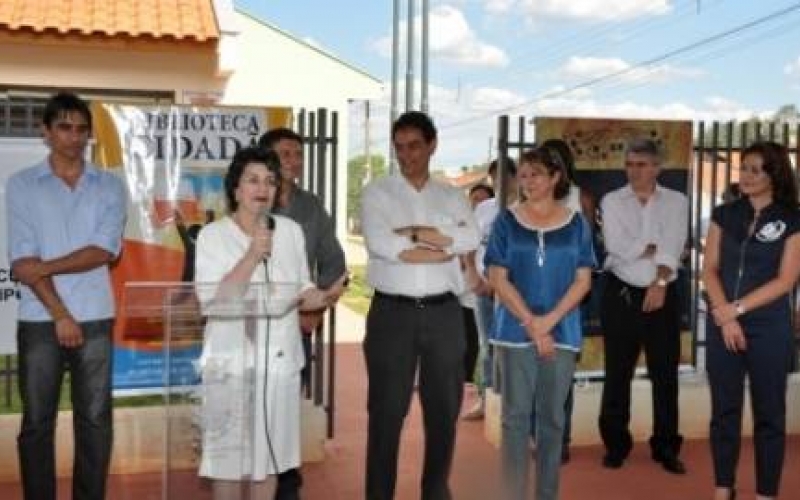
left=237, top=0, right=800, bottom=170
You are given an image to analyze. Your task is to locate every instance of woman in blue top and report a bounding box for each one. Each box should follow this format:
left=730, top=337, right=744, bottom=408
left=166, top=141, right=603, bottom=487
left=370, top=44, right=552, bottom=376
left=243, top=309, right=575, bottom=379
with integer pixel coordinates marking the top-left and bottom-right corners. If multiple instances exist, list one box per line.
left=702, top=141, right=800, bottom=500
left=485, top=147, right=594, bottom=500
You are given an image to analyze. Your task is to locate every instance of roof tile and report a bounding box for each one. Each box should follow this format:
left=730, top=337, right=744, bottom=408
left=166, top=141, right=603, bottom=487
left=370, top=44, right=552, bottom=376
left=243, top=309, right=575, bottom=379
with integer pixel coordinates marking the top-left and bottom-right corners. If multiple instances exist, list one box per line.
left=0, top=0, right=219, bottom=42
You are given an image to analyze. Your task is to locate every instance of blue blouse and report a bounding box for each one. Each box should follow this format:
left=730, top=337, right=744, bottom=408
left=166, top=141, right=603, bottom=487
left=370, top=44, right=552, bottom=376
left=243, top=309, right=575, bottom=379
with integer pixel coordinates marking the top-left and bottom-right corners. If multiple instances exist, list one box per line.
left=484, top=208, right=596, bottom=350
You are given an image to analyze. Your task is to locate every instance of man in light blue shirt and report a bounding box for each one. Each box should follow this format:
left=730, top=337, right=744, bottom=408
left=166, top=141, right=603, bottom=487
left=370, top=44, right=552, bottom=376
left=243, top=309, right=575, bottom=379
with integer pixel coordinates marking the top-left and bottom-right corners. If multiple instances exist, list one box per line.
left=6, top=92, right=126, bottom=500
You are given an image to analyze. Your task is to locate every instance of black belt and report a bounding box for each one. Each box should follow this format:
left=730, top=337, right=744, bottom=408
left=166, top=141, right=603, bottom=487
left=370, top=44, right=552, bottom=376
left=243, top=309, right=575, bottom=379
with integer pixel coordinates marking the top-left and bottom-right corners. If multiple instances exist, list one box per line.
left=374, top=290, right=456, bottom=308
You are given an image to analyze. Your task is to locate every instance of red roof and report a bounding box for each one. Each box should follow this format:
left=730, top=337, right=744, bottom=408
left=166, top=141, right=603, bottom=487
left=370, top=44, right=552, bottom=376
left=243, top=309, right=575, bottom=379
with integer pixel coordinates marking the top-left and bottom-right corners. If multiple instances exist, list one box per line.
left=0, top=0, right=219, bottom=42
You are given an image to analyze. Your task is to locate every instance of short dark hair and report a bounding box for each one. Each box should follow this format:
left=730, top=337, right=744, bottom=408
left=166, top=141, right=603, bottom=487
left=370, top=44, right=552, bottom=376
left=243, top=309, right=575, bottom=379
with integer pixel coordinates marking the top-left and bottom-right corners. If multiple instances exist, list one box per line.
left=625, top=137, right=662, bottom=164
left=541, top=138, right=576, bottom=183
left=469, top=183, right=495, bottom=199
left=488, top=157, right=517, bottom=177
left=518, top=147, right=571, bottom=200
left=224, top=147, right=283, bottom=212
left=741, top=141, right=799, bottom=209
left=392, top=111, right=437, bottom=143
left=257, top=127, right=303, bottom=151
left=42, top=92, right=92, bottom=130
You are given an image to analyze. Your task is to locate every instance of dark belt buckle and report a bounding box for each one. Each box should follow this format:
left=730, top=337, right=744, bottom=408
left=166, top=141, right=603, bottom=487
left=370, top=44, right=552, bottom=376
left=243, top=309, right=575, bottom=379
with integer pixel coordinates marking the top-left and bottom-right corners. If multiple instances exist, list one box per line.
left=413, top=297, right=426, bottom=309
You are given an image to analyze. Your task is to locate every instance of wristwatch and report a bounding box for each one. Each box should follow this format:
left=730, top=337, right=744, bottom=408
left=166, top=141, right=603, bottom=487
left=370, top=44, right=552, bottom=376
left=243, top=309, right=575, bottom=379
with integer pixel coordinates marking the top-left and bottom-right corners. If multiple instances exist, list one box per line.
left=655, top=277, right=668, bottom=287
left=734, top=301, right=746, bottom=316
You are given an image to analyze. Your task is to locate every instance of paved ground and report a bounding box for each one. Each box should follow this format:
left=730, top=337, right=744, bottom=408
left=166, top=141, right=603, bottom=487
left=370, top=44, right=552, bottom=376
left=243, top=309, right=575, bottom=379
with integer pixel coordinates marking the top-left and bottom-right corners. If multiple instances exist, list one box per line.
left=3, top=343, right=798, bottom=499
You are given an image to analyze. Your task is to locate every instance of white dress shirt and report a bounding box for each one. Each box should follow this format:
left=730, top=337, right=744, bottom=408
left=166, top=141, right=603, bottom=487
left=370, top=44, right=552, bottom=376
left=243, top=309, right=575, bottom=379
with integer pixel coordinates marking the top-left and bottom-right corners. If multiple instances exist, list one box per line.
left=473, top=197, right=499, bottom=278
left=601, top=184, right=688, bottom=288
left=361, top=174, right=480, bottom=297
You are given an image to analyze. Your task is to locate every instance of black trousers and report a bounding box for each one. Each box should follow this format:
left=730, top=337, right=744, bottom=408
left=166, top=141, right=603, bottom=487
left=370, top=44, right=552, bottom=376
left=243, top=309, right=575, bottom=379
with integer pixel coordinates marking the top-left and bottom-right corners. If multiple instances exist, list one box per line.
left=363, top=293, right=465, bottom=500
left=17, top=319, right=114, bottom=500
left=598, top=275, right=683, bottom=459
left=707, top=317, right=793, bottom=496
left=461, top=306, right=480, bottom=384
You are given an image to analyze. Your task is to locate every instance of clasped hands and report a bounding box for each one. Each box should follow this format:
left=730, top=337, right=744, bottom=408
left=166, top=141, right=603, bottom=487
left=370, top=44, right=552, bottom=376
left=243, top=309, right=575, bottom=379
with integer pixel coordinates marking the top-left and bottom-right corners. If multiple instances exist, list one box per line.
left=522, top=313, right=557, bottom=360
left=641, top=244, right=667, bottom=313
left=711, top=303, right=747, bottom=352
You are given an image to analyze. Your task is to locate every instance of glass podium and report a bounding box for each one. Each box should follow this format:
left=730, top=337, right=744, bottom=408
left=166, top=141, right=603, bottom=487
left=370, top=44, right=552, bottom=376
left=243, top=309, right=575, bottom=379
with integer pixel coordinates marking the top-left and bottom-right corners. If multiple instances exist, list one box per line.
left=122, top=280, right=302, bottom=499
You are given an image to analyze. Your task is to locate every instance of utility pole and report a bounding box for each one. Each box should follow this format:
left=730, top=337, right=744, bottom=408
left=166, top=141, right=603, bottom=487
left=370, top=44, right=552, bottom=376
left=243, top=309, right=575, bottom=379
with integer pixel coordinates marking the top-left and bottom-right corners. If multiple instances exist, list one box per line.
left=390, top=0, right=400, bottom=173
left=421, top=0, right=429, bottom=113
left=391, top=0, right=430, bottom=172
left=363, top=100, right=371, bottom=185
left=405, top=0, right=415, bottom=111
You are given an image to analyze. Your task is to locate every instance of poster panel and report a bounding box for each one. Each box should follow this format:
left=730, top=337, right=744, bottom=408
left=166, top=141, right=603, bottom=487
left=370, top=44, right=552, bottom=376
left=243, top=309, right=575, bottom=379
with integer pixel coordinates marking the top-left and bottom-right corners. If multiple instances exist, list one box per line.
left=534, top=117, right=693, bottom=374
left=0, top=138, right=49, bottom=354
left=91, top=103, right=292, bottom=392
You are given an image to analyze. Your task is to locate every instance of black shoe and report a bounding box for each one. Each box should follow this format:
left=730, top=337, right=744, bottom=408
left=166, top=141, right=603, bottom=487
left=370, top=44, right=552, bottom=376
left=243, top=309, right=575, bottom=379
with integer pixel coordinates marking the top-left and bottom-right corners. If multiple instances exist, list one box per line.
left=652, top=454, right=686, bottom=475
left=274, top=468, right=303, bottom=500
left=602, top=454, right=624, bottom=469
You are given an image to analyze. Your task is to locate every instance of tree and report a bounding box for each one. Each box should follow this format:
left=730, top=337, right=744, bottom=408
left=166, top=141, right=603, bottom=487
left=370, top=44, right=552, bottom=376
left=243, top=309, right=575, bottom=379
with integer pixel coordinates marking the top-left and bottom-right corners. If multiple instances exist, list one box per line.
left=347, top=153, right=387, bottom=233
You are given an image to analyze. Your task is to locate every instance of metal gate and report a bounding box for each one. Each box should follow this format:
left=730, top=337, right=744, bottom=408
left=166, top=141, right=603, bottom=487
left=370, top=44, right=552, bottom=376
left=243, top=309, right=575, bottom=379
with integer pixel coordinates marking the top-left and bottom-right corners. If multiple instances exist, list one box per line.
left=296, top=108, right=341, bottom=438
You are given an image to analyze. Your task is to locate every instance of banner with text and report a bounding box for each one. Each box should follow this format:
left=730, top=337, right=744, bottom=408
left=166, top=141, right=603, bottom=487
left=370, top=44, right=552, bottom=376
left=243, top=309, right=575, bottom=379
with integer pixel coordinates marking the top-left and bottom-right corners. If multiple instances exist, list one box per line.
left=0, top=138, right=49, bottom=354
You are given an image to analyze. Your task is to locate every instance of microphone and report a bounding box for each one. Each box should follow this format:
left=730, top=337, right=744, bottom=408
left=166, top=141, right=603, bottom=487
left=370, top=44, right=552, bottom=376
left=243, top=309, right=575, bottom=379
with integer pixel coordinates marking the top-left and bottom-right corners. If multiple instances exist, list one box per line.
left=263, top=209, right=276, bottom=231
left=262, top=210, right=275, bottom=274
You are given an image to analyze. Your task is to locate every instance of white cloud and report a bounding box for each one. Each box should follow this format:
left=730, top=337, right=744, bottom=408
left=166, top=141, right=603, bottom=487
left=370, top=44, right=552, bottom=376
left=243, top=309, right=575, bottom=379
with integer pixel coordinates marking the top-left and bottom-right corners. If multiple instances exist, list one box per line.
left=784, top=56, right=800, bottom=76
left=519, top=0, right=671, bottom=23
left=556, top=56, right=704, bottom=85
left=484, top=0, right=517, bottom=14
left=470, top=87, right=528, bottom=111
left=372, top=6, right=509, bottom=68
left=525, top=91, right=757, bottom=125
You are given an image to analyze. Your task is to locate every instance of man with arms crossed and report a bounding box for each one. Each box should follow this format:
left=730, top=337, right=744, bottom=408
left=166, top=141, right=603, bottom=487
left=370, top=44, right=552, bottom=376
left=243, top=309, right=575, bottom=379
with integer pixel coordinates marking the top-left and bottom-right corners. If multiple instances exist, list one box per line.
left=7, top=91, right=126, bottom=499
left=360, top=111, right=480, bottom=500
left=598, top=138, right=688, bottom=475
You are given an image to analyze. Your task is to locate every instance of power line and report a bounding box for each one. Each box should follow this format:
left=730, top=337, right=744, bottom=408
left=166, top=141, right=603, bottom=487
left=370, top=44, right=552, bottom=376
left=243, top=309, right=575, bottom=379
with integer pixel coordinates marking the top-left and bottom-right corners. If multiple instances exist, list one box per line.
left=437, top=2, right=800, bottom=132
left=592, top=16, right=800, bottom=101
left=466, top=0, right=722, bottom=91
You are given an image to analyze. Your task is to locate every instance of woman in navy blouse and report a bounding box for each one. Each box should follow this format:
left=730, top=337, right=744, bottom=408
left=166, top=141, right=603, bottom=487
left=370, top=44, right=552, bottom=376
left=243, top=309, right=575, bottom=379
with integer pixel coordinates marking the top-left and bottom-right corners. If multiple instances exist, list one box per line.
left=485, top=147, right=594, bottom=500
left=702, top=141, right=800, bottom=500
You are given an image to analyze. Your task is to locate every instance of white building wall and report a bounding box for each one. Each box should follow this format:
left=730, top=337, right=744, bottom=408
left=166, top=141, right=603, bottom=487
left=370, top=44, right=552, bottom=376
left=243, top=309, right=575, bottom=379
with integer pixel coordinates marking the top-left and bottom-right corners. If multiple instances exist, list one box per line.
left=222, top=11, right=383, bottom=238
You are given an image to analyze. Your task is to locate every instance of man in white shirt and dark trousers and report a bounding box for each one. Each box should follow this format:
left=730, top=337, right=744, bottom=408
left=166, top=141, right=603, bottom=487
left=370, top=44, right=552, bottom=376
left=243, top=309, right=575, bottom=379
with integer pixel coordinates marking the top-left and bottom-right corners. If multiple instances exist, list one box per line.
left=360, top=111, right=480, bottom=500
left=598, top=138, right=689, bottom=475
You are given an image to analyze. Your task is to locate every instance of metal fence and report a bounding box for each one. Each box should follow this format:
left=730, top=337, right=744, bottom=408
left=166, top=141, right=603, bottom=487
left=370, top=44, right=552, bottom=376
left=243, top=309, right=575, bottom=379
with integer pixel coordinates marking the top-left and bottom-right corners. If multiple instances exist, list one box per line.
left=297, top=108, right=341, bottom=438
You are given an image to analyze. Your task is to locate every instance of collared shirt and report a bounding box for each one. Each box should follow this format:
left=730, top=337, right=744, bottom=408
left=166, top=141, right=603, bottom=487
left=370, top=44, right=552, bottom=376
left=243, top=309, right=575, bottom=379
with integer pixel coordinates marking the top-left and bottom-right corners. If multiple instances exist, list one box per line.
left=601, top=183, right=688, bottom=288
left=361, top=174, right=480, bottom=297
left=6, top=159, right=126, bottom=321
left=274, top=187, right=346, bottom=289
